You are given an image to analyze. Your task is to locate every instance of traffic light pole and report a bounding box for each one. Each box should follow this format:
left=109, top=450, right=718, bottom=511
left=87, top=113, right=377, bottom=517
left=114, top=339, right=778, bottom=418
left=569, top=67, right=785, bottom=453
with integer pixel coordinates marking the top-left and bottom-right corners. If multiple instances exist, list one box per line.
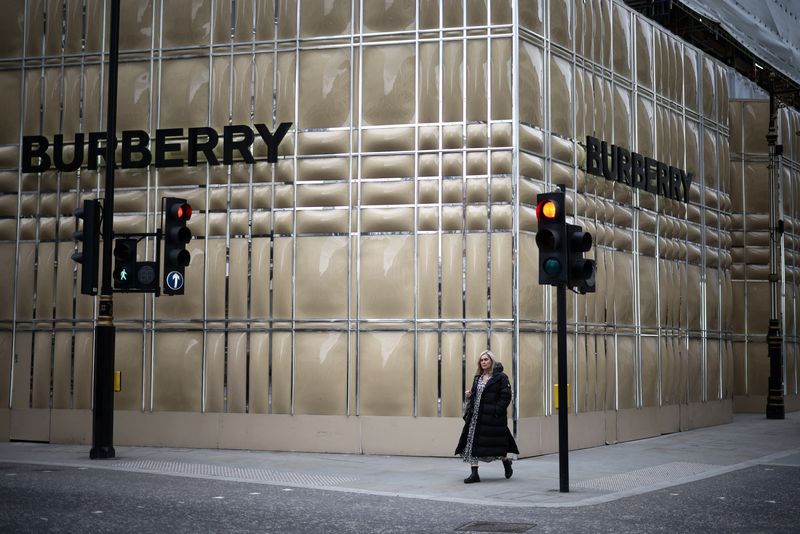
left=91, top=0, right=120, bottom=460
left=557, top=282, right=569, bottom=492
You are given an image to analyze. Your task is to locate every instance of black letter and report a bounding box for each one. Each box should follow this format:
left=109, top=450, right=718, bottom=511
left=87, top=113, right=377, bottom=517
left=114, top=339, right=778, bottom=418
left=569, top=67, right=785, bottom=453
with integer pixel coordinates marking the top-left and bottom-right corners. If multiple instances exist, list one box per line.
left=618, top=147, right=631, bottom=185
left=631, top=153, right=646, bottom=190
left=586, top=136, right=601, bottom=176
left=88, top=131, right=113, bottom=170
left=188, top=127, right=220, bottom=166
left=122, top=130, right=152, bottom=168
left=656, top=161, right=669, bottom=197
left=223, top=125, right=255, bottom=165
left=254, top=122, right=292, bottom=163
left=155, top=128, right=184, bottom=167
left=601, top=141, right=615, bottom=181
left=680, top=171, right=694, bottom=202
left=22, top=135, right=51, bottom=173
left=53, top=133, right=84, bottom=172
left=644, top=157, right=657, bottom=193
left=669, top=167, right=682, bottom=200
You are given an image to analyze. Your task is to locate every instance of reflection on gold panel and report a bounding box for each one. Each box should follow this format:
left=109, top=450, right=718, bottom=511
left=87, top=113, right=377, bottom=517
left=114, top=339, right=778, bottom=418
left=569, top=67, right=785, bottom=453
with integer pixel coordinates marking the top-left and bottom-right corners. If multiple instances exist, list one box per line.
left=51, top=333, right=72, bottom=410
left=296, top=236, right=348, bottom=319
left=159, top=58, right=209, bottom=128
left=363, top=45, right=415, bottom=126
left=299, top=48, right=351, bottom=129
left=417, top=332, right=439, bottom=417
left=73, top=332, right=93, bottom=410
left=114, top=332, right=144, bottom=411
left=162, top=0, right=211, bottom=48
left=152, top=332, right=203, bottom=412
left=227, top=332, right=248, bottom=414
left=617, top=336, right=636, bottom=410
left=249, top=333, right=270, bottom=414
left=359, top=332, right=413, bottom=416
left=441, top=332, right=463, bottom=418
left=518, top=333, right=544, bottom=417
left=271, top=332, right=292, bottom=414
left=360, top=236, right=413, bottom=319
left=295, top=332, right=346, bottom=415
left=465, top=234, right=487, bottom=318
left=641, top=337, right=659, bottom=407
left=206, top=332, right=225, bottom=413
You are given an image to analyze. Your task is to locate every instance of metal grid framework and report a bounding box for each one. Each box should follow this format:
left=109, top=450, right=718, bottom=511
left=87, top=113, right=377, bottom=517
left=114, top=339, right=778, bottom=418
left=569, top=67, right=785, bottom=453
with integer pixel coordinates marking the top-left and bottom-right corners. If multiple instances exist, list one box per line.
left=0, top=0, right=769, bottom=430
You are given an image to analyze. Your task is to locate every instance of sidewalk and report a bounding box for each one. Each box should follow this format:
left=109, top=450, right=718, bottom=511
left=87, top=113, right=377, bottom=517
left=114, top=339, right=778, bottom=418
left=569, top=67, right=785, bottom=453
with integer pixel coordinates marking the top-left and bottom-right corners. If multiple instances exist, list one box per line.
left=1, top=412, right=798, bottom=508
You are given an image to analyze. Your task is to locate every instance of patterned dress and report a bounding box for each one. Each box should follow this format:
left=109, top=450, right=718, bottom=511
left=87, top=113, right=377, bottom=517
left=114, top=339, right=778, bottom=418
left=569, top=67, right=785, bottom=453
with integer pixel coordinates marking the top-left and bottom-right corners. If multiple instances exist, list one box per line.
left=461, top=377, right=503, bottom=464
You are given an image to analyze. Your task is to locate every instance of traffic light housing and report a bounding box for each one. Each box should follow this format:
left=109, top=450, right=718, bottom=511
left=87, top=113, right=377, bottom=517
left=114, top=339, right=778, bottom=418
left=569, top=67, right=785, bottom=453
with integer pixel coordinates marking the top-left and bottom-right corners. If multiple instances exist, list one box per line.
left=113, top=238, right=137, bottom=290
left=72, top=199, right=100, bottom=295
left=535, top=191, right=567, bottom=285
left=566, top=224, right=596, bottom=294
left=163, top=197, right=192, bottom=295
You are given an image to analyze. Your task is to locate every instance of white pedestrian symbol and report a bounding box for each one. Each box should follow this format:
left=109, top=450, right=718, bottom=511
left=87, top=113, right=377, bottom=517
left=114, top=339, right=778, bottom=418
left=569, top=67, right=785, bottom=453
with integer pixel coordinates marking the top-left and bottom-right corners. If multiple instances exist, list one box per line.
left=166, top=271, right=184, bottom=291
left=119, top=269, right=128, bottom=281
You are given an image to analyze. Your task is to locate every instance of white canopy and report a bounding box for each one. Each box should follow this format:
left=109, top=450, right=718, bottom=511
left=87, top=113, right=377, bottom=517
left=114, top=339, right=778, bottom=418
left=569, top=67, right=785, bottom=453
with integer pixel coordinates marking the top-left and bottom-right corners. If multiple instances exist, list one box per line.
left=679, top=0, right=800, bottom=85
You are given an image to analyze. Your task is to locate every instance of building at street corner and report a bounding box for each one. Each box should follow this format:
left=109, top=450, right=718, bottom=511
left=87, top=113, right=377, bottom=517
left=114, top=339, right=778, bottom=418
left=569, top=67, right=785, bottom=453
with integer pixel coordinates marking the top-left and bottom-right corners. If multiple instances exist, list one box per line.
left=0, top=1, right=798, bottom=456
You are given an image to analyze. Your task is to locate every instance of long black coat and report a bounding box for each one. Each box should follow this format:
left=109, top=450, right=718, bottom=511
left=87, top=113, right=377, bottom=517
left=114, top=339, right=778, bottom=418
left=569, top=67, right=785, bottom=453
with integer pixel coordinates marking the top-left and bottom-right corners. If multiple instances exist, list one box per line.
left=455, top=363, right=519, bottom=458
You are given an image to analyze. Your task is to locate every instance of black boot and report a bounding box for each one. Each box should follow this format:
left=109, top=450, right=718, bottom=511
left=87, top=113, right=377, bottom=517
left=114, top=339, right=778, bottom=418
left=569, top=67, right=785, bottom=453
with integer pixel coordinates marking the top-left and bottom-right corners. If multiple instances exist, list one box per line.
left=464, top=466, right=480, bottom=484
left=502, top=459, right=513, bottom=479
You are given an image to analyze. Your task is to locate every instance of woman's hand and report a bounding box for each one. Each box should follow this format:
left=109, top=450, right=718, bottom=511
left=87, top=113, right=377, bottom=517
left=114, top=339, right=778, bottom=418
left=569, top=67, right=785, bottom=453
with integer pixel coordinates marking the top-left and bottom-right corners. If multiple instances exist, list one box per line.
left=464, top=389, right=472, bottom=398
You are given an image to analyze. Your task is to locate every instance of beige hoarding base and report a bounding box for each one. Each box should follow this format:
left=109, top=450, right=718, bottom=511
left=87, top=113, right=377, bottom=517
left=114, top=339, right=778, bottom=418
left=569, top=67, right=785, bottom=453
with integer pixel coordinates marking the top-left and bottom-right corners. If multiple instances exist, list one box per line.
left=734, top=395, right=800, bottom=414
left=6, top=403, right=735, bottom=457
left=50, top=409, right=92, bottom=444
left=9, top=409, right=49, bottom=442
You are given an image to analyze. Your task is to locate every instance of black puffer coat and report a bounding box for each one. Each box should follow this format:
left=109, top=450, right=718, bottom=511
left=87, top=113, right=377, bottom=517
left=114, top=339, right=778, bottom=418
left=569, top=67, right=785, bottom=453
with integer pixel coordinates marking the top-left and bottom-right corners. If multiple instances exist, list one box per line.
left=455, top=362, right=519, bottom=458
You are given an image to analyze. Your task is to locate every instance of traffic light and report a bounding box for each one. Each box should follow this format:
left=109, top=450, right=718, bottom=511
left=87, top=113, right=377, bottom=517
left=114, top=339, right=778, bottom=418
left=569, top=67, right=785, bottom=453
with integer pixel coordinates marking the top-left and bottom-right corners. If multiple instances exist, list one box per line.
left=535, top=191, right=567, bottom=285
left=566, top=224, right=596, bottom=294
left=72, top=199, right=100, bottom=295
left=113, top=238, right=137, bottom=290
left=163, top=197, right=192, bottom=295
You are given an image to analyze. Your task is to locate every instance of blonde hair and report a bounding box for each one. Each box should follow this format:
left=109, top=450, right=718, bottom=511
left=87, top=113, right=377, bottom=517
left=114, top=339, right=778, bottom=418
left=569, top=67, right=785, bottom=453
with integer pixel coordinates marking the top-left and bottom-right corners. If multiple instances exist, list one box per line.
left=474, top=350, right=495, bottom=376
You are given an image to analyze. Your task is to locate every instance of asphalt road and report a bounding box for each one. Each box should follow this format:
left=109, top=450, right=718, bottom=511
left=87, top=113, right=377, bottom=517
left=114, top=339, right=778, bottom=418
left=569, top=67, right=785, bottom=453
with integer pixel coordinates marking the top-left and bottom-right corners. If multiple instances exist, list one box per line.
left=1, top=461, right=798, bottom=533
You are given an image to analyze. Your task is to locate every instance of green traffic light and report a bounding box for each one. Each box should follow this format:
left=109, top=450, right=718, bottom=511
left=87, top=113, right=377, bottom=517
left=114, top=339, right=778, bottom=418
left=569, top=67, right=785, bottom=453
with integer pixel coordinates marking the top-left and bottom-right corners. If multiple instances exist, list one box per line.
left=543, top=258, right=562, bottom=275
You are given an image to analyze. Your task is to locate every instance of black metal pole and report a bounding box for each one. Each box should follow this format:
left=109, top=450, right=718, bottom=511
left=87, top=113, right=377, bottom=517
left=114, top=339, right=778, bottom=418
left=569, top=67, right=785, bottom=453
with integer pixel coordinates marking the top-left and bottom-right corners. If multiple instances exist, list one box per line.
left=90, top=0, right=120, bottom=459
left=557, top=282, right=569, bottom=492
left=765, top=87, right=785, bottom=420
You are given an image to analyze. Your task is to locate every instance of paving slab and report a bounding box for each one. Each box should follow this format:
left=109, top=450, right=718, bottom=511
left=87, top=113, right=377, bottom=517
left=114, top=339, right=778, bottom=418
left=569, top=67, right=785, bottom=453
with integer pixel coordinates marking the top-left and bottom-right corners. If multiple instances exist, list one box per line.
left=1, top=412, right=798, bottom=508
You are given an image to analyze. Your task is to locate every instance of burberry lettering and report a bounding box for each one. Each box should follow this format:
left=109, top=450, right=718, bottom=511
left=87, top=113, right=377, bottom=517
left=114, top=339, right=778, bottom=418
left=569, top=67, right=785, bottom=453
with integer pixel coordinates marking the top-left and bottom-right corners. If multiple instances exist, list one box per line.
left=22, top=122, right=292, bottom=173
left=585, top=135, right=693, bottom=202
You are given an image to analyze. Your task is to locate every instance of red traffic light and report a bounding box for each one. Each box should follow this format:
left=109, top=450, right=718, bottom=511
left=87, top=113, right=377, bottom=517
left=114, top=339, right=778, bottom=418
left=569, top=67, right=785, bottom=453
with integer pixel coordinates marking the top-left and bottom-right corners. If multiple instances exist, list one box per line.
left=171, top=202, right=192, bottom=221
left=536, top=199, right=559, bottom=221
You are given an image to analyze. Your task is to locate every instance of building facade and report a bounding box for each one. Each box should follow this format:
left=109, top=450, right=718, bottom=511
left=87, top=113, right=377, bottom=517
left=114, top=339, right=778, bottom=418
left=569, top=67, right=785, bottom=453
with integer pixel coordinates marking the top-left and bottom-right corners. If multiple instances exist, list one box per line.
left=0, top=0, right=797, bottom=456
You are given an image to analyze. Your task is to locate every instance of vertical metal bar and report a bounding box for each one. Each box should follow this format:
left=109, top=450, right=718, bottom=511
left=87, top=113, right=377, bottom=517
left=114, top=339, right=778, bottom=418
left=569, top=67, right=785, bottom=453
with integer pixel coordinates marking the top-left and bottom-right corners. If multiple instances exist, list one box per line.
left=436, top=0, right=444, bottom=418
left=346, top=0, right=355, bottom=418
left=511, top=0, right=521, bottom=431
left=144, top=0, right=158, bottom=413
left=355, top=0, right=364, bottom=417
left=413, top=0, right=420, bottom=418
left=10, top=0, right=32, bottom=410
left=557, top=281, right=568, bottom=493
left=290, top=0, right=301, bottom=416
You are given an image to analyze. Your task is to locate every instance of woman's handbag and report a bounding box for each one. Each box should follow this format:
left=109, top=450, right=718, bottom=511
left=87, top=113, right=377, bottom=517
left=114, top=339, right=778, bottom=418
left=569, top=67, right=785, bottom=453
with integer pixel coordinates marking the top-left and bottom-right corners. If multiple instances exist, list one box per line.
left=462, top=398, right=473, bottom=421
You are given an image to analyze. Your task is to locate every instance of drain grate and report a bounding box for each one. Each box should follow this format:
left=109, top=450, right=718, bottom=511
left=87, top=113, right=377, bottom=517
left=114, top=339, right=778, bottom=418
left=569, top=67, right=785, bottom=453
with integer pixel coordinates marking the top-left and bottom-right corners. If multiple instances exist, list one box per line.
left=112, top=459, right=356, bottom=487
left=573, top=462, right=719, bottom=492
left=455, top=521, right=536, bottom=533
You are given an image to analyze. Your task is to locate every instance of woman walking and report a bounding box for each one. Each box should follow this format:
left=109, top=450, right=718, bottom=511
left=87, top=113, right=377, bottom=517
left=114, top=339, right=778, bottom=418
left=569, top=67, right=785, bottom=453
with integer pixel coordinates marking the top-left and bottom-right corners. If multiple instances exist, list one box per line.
left=455, top=350, right=519, bottom=483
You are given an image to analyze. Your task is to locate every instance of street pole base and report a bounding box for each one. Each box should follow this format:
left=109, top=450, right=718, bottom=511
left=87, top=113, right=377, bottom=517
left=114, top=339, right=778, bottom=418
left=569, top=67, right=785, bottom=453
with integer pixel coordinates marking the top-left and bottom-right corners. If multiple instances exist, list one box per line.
left=766, top=393, right=785, bottom=420
left=89, top=446, right=116, bottom=459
